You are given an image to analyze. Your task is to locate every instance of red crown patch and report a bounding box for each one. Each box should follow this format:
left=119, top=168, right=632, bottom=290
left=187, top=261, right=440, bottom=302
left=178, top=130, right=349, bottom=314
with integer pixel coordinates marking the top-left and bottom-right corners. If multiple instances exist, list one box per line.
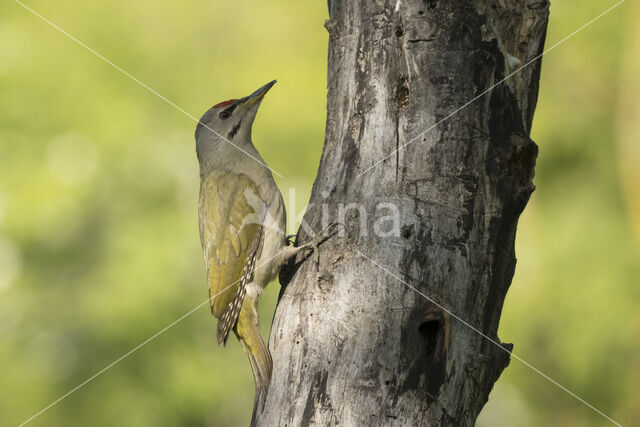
left=212, top=99, right=237, bottom=109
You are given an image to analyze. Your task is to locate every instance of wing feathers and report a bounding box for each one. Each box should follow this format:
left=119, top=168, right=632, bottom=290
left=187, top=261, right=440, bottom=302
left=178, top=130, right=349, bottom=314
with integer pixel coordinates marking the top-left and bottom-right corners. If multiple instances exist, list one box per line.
left=199, top=172, right=264, bottom=319
left=217, top=233, right=261, bottom=345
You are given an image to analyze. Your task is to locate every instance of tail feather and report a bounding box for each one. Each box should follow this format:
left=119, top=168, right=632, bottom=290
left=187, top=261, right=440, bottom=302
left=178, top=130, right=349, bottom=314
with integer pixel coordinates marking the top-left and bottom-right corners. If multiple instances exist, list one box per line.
left=236, top=297, right=272, bottom=405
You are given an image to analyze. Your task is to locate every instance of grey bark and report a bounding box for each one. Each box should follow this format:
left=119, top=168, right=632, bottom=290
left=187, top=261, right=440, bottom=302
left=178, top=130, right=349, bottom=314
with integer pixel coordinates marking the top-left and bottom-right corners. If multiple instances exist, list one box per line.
left=255, top=0, right=549, bottom=425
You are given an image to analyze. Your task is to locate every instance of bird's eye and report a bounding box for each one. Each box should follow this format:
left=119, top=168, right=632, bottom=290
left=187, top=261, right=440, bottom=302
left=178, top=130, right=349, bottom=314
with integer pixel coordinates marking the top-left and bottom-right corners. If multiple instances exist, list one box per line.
left=219, top=111, right=230, bottom=120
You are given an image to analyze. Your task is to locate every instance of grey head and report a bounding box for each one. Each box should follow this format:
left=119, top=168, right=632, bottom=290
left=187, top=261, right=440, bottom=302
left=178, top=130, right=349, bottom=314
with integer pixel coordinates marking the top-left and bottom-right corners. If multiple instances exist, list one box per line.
left=195, top=80, right=276, bottom=166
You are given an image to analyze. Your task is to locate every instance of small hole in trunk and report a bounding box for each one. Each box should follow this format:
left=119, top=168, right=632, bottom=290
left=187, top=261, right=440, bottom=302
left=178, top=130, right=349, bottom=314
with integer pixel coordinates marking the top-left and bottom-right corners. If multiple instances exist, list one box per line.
left=418, top=320, right=440, bottom=357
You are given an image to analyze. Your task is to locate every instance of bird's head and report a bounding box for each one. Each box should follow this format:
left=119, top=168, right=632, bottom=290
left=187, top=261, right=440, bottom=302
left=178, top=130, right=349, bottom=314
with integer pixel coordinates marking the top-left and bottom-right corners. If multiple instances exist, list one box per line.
left=195, top=80, right=276, bottom=164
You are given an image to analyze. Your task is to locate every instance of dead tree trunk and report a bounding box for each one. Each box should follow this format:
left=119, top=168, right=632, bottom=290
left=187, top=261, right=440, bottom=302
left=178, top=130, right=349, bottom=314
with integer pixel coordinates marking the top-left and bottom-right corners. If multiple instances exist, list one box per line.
left=256, top=1, right=548, bottom=425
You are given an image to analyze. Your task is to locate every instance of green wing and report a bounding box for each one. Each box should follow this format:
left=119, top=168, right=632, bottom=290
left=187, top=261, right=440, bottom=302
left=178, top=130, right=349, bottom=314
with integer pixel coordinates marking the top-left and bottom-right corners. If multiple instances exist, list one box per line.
left=198, top=172, right=262, bottom=317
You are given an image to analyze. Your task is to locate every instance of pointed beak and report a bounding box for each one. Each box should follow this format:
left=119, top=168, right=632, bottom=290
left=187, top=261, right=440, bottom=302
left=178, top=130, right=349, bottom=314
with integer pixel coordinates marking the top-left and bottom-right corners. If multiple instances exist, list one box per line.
left=239, top=80, right=276, bottom=110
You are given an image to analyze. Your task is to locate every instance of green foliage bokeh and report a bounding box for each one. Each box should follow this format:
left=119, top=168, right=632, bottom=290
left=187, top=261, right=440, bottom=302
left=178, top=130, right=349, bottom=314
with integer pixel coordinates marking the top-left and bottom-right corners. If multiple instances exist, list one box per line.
left=0, top=1, right=637, bottom=426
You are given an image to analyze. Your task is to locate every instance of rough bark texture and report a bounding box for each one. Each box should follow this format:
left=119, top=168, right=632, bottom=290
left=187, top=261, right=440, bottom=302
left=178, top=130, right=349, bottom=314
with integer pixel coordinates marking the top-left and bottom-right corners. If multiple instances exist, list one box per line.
left=256, top=1, right=548, bottom=425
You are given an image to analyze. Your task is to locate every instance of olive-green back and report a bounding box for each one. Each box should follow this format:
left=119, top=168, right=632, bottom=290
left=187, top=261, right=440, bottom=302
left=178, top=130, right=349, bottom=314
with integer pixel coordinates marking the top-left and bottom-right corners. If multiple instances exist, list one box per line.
left=198, top=172, right=261, bottom=317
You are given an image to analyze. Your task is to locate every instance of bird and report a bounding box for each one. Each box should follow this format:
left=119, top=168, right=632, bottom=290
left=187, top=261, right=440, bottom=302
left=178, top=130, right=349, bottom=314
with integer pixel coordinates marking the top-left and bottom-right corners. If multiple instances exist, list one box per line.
left=194, top=80, right=334, bottom=406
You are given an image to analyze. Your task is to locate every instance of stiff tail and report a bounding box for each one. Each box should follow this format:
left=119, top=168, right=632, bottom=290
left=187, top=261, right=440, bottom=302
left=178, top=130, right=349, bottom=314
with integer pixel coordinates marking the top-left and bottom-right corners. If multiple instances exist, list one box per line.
left=235, top=296, right=273, bottom=407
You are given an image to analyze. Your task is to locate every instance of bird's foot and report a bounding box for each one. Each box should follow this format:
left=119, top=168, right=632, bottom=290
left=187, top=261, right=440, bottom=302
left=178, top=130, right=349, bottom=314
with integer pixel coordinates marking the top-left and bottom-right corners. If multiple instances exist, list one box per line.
left=286, top=234, right=297, bottom=246
left=301, top=223, right=343, bottom=270
left=300, top=223, right=341, bottom=252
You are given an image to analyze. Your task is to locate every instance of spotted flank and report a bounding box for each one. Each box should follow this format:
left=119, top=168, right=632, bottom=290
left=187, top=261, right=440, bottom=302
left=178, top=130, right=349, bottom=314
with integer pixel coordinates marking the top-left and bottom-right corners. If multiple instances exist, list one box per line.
left=217, top=236, right=260, bottom=345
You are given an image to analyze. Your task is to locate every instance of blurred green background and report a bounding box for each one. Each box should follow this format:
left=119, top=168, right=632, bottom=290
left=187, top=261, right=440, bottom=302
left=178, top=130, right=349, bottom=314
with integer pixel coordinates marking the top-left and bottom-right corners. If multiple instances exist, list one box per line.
left=0, top=1, right=638, bottom=426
